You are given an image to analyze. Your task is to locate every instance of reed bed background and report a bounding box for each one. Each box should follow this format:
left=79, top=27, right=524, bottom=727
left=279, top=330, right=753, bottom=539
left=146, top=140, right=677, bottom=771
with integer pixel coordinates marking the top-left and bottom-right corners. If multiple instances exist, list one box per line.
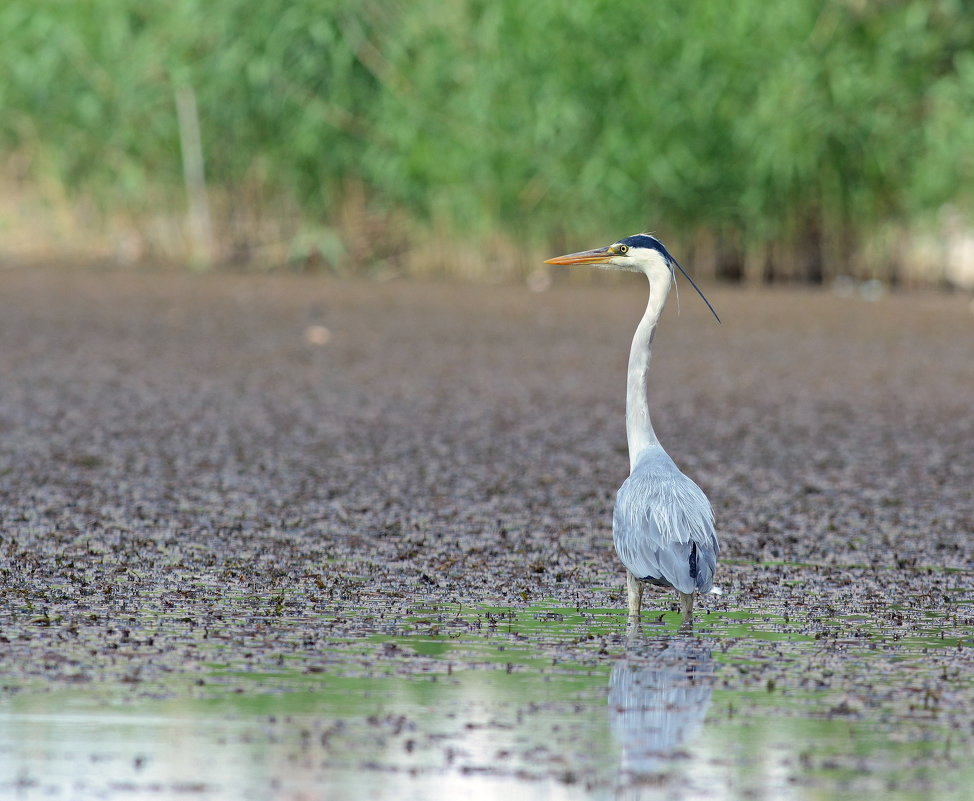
left=2, top=0, right=973, bottom=285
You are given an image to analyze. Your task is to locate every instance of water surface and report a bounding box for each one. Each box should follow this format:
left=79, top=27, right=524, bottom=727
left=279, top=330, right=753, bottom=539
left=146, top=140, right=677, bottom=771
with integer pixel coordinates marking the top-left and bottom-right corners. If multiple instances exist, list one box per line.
left=3, top=594, right=972, bottom=800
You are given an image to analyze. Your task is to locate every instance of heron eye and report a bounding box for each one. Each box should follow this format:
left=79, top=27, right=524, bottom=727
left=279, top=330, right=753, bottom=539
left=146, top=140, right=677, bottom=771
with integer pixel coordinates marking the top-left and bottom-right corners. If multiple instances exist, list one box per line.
left=618, top=244, right=629, bottom=255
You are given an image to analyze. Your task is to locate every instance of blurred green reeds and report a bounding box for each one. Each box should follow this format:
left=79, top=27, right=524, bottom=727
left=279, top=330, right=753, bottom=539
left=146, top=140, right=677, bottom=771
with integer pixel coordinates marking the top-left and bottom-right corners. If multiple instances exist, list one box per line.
left=1, top=0, right=973, bottom=283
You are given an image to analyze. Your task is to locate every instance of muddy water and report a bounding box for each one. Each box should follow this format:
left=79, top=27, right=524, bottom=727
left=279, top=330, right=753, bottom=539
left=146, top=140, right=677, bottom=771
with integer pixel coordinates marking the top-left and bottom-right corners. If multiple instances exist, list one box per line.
left=0, top=270, right=972, bottom=799
left=3, top=595, right=972, bottom=800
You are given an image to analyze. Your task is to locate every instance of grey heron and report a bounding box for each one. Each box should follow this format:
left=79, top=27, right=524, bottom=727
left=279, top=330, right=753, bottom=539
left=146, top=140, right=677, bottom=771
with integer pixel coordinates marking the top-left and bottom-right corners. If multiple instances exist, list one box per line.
left=545, top=234, right=721, bottom=622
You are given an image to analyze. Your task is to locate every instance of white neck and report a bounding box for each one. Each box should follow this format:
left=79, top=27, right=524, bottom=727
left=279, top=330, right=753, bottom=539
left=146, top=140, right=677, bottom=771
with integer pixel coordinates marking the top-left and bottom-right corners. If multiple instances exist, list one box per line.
left=626, top=269, right=672, bottom=471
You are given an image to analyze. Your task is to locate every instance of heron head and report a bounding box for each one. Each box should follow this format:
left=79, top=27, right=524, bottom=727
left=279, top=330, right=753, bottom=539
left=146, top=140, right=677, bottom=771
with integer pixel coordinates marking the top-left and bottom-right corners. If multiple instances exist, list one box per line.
left=545, top=234, right=720, bottom=323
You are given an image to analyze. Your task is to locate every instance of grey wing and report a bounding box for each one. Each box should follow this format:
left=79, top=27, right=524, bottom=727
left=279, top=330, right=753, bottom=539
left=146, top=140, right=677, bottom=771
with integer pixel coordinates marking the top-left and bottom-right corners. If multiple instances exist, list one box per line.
left=612, top=457, right=719, bottom=594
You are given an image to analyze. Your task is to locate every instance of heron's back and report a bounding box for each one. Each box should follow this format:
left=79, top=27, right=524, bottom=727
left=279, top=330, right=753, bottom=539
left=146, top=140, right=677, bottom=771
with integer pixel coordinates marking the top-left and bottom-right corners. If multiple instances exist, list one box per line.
left=613, top=447, right=718, bottom=594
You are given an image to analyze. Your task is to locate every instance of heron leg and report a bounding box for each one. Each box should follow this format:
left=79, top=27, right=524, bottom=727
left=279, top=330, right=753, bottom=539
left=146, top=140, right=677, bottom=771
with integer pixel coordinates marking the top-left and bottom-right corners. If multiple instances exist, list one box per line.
left=626, top=571, right=643, bottom=618
left=678, top=592, right=694, bottom=628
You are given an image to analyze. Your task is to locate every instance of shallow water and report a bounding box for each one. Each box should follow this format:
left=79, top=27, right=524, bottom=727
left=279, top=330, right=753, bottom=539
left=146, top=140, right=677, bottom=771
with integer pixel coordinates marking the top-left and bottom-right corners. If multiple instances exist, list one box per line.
left=3, top=594, right=972, bottom=801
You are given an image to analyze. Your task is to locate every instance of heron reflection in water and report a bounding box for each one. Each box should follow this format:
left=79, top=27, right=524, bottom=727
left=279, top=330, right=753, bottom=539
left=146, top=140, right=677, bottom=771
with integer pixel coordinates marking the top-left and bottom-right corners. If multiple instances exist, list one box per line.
left=608, top=628, right=714, bottom=784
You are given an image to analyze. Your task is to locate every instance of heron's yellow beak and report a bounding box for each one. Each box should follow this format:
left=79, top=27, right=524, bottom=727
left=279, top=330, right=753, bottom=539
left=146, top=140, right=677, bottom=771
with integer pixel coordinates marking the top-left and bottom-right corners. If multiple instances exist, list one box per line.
left=544, top=246, right=614, bottom=265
